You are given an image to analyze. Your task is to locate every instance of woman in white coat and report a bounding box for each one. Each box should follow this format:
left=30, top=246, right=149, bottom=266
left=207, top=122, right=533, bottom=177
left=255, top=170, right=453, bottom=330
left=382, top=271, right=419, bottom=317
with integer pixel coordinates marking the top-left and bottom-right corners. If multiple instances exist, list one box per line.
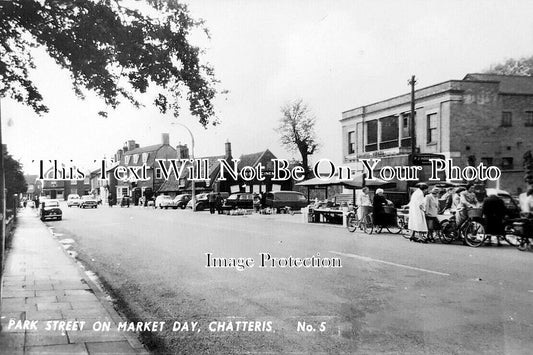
left=408, top=183, right=429, bottom=242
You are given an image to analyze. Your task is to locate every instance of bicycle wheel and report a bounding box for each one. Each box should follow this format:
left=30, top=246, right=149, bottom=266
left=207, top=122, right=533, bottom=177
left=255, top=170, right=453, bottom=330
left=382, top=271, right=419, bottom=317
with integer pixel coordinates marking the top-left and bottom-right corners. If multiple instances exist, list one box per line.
left=385, top=223, right=402, bottom=234
left=347, top=214, right=359, bottom=233
left=517, top=237, right=530, bottom=251
left=362, top=214, right=374, bottom=234
left=463, top=220, right=486, bottom=247
left=439, top=221, right=455, bottom=244
left=397, top=217, right=410, bottom=238
left=502, top=225, right=519, bottom=246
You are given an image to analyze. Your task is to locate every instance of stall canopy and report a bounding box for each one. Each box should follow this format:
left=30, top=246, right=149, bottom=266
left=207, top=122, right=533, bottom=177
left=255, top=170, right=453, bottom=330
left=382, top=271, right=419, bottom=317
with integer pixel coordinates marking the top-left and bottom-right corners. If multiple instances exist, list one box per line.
left=296, top=173, right=396, bottom=203
left=296, top=173, right=395, bottom=189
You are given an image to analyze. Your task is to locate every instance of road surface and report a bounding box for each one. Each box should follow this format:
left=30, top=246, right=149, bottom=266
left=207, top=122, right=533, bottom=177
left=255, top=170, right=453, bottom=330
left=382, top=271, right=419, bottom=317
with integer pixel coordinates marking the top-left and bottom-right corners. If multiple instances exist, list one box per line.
left=46, top=204, right=533, bottom=354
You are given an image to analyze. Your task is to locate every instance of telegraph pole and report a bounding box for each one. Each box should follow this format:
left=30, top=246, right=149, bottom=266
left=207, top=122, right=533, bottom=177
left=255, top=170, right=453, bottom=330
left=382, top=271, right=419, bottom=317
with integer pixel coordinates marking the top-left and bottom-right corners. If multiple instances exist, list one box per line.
left=408, top=75, right=416, bottom=160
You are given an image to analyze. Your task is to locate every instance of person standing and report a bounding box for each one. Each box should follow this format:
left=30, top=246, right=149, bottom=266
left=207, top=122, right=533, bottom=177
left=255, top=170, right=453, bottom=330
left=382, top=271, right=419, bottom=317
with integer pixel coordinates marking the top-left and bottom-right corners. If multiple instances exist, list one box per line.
left=439, top=187, right=454, bottom=214
left=358, top=187, right=373, bottom=220
left=457, top=183, right=479, bottom=228
left=215, top=193, right=223, bottom=214
left=372, top=189, right=388, bottom=226
left=519, top=188, right=533, bottom=217
left=425, top=187, right=440, bottom=241
left=253, top=193, right=261, bottom=213
left=208, top=191, right=216, bottom=214
left=408, top=183, right=429, bottom=242
left=482, top=194, right=507, bottom=246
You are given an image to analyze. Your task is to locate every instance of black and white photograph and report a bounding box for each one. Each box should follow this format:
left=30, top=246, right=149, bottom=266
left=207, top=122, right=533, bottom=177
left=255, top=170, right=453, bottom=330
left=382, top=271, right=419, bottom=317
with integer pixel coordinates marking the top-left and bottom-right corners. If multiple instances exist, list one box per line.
left=1, top=0, right=533, bottom=354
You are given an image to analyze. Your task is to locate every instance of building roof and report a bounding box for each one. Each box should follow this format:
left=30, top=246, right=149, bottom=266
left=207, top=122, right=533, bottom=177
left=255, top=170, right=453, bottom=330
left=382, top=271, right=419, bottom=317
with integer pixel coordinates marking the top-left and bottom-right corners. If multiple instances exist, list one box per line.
left=157, top=155, right=225, bottom=193
left=342, top=73, right=533, bottom=119
left=123, top=144, right=163, bottom=155
left=120, top=144, right=176, bottom=168
left=463, top=73, right=533, bottom=95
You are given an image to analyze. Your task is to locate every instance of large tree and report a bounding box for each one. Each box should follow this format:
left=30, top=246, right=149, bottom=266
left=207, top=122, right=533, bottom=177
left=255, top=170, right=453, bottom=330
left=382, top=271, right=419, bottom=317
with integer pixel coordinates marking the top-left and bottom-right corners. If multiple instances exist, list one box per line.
left=0, top=0, right=219, bottom=126
left=276, top=99, right=319, bottom=176
left=3, top=146, right=27, bottom=210
left=485, top=55, right=533, bottom=76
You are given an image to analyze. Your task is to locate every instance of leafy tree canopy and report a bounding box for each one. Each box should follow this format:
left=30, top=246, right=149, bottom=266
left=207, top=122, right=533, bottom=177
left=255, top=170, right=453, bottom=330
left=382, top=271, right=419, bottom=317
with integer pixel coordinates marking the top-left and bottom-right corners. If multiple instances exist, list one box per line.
left=276, top=99, right=319, bottom=175
left=484, top=55, right=533, bottom=76
left=0, top=0, right=219, bottom=126
left=3, top=146, right=27, bottom=205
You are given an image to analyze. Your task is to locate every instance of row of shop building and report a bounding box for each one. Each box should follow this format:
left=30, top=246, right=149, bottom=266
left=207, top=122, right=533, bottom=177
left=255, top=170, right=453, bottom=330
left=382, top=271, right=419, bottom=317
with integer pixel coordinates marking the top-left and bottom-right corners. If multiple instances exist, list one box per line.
left=26, top=73, right=533, bottom=204
left=25, top=136, right=294, bottom=205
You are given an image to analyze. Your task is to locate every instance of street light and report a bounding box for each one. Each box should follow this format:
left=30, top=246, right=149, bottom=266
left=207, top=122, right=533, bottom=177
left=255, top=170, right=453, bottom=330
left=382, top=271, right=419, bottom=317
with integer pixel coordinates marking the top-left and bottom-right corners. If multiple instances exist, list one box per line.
left=171, top=122, right=196, bottom=211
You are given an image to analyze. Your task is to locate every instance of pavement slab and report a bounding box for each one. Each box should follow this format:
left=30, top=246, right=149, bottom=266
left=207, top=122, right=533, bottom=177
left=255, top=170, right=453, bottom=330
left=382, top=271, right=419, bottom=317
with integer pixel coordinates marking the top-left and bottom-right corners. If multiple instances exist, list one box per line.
left=0, top=209, right=148, bottom=354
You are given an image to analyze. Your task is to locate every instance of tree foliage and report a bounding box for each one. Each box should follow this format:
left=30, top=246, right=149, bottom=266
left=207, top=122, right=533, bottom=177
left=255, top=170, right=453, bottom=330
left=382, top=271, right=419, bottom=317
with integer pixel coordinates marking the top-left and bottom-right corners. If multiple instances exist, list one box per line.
left=0, top=0, right=219, bottom=126
left=276, top=99, right=318, bottom=175
left=485, top=56, right=533, bottom=76
left=3, top=146, right=27, bottom=208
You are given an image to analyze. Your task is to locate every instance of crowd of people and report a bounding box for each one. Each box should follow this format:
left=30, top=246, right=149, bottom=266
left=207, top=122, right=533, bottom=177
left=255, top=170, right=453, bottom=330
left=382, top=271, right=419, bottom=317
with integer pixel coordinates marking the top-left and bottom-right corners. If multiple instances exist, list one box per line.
left=355, top=182, right=533, bottom=245
left=407, top=183, right=533, bottom=243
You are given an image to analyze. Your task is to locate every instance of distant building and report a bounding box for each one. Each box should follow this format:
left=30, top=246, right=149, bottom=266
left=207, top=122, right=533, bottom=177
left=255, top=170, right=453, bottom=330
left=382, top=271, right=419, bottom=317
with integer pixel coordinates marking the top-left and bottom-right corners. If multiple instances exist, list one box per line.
left=23, top=175, right=39, bottom=200
left=340, top=73, right=533, bottom=196
left=158, top=142, right=292, bottom=196
left=108, top=134, right=177, bottom=205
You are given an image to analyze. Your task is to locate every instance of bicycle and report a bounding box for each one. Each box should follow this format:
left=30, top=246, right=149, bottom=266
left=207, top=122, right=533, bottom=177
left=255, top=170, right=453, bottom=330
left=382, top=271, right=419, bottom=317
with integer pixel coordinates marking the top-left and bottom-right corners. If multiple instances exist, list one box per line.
left=347, top=206, right=373, bottom=233
left=462, top=209, right=521, bottom=248
left=364, top=207, right=404, bottom=235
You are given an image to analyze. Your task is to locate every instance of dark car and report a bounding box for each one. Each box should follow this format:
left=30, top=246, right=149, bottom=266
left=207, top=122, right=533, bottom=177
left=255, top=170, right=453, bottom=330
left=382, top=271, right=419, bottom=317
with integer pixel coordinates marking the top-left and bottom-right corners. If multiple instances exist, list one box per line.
left=40, top=199, right=62, bottom=221
left=79, top=195, right=98, bottom=209
left=186, top=192, right=229, bottom=211
left=264, top=191, right=308, bottom=212
left=172, top=194, right=191, bottom=209
left=223, top=193, right=254, bottom=210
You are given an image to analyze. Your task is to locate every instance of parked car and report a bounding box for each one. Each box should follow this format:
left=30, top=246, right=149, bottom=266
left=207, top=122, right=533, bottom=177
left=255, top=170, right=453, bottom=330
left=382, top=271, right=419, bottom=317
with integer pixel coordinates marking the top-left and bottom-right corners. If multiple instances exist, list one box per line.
left=264, top=191, right=308, bottom=212
left=486, top=188, right=521, bottom=218
left=186, top=192, right=229, bottom=211
left=155, top=195, right=173, bottom=209
left=40, top=199, right=62, bottom=221
left=66, top=194, right=81, bottom=207
left=223, top=193, right=254, bottom=210
left=79, top=195, right=98, bottom=209
left=172, top=194, right=191, bottom=209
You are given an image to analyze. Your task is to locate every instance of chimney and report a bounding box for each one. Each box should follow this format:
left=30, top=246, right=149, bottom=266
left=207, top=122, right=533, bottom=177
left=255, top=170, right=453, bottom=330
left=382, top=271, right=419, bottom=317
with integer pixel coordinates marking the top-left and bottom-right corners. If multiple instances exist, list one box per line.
left=127, top=140, right=136, bottom=151
left=115, top=149, right=123, bottom=162
left=225, top=140, right=232, bottom=159
left=162, top=133, right=170, bottom=145
left=176, top=143, right=190, bottom=159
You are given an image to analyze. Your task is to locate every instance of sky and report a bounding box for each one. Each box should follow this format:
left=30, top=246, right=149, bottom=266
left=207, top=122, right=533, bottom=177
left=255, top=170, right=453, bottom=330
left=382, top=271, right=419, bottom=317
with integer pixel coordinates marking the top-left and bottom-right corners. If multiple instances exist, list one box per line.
left=3, top=0, right=533, bottom=175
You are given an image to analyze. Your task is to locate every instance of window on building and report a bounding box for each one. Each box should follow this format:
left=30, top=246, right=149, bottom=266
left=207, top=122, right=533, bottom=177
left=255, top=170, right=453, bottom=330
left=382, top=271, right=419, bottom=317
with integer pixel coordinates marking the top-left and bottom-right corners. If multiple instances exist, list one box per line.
left=379, top=115, right=399, bottom=149
left=481, top=157, right=493, bottom=166
left=365, top=120, right=378, bottom=151
left=427, top=113, right=438, bottom=144
left=501, top=157, right=514, bottom=170
left=525, top=111, right=533, bottom=127
left=142, top=152, right=149, bottom=164
left=124, top=155, right=130, bottom=165
left=133, top=154, right=140, bottom=164
left=348, top=131, right=356, bottom=154
left=117, top=186, right=129, bottom=198
left=501, top=112, right=512, bottom=127
left=402, top=113, right=410, bottom=137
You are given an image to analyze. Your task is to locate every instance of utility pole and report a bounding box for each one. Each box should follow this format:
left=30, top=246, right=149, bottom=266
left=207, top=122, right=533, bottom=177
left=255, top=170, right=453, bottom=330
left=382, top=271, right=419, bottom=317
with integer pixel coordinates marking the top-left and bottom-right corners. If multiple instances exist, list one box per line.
left=408, top=75, right=416, bottom=160
left=0, top=98, right=5, bottom=330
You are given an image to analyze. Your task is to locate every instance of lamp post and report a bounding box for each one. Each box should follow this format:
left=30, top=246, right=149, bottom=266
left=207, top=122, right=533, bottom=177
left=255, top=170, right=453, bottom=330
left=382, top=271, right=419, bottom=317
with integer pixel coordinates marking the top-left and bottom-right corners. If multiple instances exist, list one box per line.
left=171, top=122, right=196, bottom=211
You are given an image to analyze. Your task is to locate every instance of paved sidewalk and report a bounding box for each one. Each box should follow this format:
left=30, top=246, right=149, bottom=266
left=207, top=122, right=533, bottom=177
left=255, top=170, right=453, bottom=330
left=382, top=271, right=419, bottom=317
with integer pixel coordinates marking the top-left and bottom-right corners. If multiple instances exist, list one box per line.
left=0, top=209, right=148, bottom=354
